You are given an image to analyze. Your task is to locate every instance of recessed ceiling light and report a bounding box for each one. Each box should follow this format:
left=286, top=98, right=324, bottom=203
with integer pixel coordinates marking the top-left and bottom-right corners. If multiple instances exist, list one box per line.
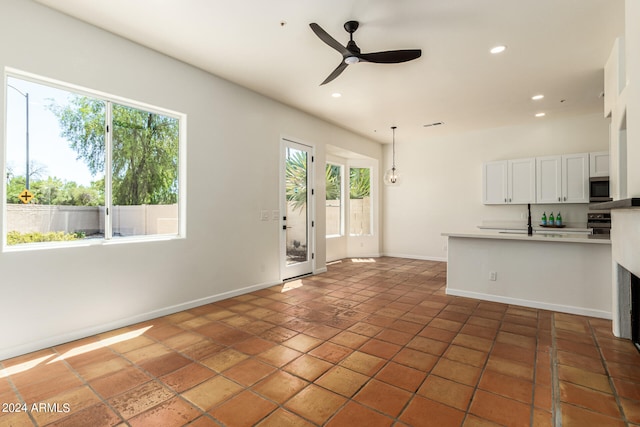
left=535, top=112, right=546, bottom=117
left=331, top=92, right=342, bottom=98
left=532, top=94, right=544, bottom=100
left=490, top=45, right=507, bottom=54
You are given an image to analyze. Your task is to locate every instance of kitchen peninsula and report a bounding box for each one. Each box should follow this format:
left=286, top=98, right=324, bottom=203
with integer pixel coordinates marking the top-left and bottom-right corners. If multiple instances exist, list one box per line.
left=442, top=230, right=612, bottom=319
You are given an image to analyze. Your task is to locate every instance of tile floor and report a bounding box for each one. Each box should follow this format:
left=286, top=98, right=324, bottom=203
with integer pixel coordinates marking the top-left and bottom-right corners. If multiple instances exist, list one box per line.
left=1, top=257, right=639, bottom=426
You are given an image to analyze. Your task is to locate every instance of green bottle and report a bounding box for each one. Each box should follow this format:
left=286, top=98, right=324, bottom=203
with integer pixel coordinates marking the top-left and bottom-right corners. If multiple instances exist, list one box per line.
left=541, top=212, right=547, bottom=226
left=556, top=211, right=562, bottom=226
left=549, top=212, right=554, bottom=225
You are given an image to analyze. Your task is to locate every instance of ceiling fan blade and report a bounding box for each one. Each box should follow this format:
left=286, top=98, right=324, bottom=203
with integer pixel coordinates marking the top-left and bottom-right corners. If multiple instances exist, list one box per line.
left=321, top=61, right=348, bottom=85
left=310, top=23, right=350, bottom=56
left=358, top=49, right=422, bottom=64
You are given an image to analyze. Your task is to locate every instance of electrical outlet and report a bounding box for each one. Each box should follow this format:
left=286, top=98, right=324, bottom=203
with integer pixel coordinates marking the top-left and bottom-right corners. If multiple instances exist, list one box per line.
left=489, top=271, right=497, bottom=281
left=260, top=210, right=269, bottom=221
left=272, top=210, right=279, bottom=220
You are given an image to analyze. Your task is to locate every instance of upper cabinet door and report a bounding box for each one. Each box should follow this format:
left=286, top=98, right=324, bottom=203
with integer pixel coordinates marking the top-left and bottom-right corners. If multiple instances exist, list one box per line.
left=563, top=153, right=589, bottom=203
left=483, top=161, right=508, bottom=204
left=536, top=156, right=562, bottom=203
left=508, top=158, right=536, bottom=204
left=590, top=151, right=610, bottom=177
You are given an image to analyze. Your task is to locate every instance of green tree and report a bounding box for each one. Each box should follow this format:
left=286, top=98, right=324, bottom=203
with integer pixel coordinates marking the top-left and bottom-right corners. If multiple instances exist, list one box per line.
left=326, top=164, right=340, bottom=200
left=349, top=167, right=370, bottom=199
left=49, top=97, right=179, bottom=206
left=285, top=149, right=308, bottom=212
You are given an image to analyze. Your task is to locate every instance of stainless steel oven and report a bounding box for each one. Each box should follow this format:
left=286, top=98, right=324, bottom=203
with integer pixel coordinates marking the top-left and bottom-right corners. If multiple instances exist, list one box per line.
left=588, top=212, right=611, bottom=236
left=589, top=176, right=611, bottom=202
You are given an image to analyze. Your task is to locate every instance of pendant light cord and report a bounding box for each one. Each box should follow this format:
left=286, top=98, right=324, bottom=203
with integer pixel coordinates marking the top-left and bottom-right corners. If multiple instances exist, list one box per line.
left=391, top=126, right=397, bottom=170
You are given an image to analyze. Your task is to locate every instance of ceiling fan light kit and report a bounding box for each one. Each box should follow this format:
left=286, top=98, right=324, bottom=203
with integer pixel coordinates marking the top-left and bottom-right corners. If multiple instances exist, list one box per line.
left=310, top=21, right=422, bottom=85
left=384, top=126, right=401, bottom=186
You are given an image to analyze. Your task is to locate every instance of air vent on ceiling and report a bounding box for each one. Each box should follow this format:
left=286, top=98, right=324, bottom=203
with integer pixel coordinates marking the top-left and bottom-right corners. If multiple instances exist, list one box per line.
left=423, top=121, right=444, bottom=128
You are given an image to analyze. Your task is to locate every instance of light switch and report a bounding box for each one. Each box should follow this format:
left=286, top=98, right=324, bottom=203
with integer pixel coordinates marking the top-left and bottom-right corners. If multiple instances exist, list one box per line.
left=272, top=210, right=279, bottom=220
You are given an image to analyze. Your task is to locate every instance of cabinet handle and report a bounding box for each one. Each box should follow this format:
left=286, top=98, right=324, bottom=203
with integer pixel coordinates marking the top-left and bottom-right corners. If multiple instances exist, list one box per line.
left=504, top=198, right=507, bottom=203
left=564, top=196, right=567, bottom=201
left=558, top=197, right=561, bottom=202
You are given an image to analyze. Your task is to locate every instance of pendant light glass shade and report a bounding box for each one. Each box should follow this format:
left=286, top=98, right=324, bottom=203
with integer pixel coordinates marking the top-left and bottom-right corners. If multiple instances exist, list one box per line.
left=384, top=126, right=401, bottom=185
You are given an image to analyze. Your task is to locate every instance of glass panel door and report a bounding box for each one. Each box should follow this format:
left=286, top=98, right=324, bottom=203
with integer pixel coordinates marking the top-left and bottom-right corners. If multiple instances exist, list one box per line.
left=281, top=139, right=313, bottom=280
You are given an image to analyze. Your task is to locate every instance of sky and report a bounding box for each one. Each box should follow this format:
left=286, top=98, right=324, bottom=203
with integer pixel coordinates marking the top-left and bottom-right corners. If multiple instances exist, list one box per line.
left=6, top=76, right=97, bottom=187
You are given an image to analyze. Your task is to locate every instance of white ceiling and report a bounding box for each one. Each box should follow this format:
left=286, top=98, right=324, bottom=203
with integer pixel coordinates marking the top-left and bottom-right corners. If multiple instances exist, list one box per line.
left=34, top=0, right=625, bottom=144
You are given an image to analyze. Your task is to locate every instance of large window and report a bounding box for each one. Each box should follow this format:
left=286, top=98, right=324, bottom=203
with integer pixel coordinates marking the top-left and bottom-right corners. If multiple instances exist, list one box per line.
left=349, top=167, right=371, bottom=236
left=325, top=163, right=343, bottom=237
left=4, top=73, right=184, bottom=248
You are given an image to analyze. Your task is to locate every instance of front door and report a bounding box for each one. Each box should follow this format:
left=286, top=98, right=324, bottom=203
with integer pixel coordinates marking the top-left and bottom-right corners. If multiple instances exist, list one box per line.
left=281, top=138, right=314, bottom=280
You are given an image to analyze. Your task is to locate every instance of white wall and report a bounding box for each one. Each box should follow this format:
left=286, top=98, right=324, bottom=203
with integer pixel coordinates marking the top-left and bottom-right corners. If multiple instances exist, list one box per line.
left=382, top=113, right=609, bottom=260
left=0, top=0, right=381, bottom=359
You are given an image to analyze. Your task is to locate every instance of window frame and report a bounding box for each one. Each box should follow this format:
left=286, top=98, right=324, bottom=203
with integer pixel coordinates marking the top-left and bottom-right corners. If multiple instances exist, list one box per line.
left=3, top=68, right=187, bottom=251
left=325, top=161, right=345, bottom=238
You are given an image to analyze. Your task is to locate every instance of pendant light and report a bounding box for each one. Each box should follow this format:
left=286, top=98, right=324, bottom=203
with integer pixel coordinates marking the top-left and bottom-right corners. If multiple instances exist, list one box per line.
left=383, top=126, right=401, bottom=185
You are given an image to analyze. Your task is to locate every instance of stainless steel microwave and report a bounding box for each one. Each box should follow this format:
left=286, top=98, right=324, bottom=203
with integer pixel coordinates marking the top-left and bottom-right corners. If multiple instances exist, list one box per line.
left=589, top=176, right=611, bottom=202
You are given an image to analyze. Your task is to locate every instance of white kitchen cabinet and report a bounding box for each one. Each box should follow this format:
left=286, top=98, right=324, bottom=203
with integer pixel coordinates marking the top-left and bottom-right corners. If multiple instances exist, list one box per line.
left=536, top=153, right=589, bottom=204
left=483, top=158, right=535, bottom=204
left=590, top=151, right=610, bottom=177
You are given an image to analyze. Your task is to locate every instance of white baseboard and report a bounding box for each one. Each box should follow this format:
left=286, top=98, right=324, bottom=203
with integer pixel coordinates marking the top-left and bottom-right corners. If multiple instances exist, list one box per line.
left=382, top=252, right=447, bottom=262
left=446, top=287, right=612, bottom=320
left=0, top=279, right=282, bottom=361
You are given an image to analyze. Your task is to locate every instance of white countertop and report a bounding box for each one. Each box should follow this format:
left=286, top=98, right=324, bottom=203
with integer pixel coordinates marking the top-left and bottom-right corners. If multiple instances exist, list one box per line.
left=442, top=230, right=611, bottom=245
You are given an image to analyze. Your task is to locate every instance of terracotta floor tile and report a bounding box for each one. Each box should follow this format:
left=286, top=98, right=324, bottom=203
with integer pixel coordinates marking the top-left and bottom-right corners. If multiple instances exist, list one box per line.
left=354, top=379, right=412, bottom=417
left=326, top=401, right=393, bottom=427
left=223, top=358, right=276, bottom=386
left=139, top=352, right=191, bottom=377
left=282, top=334, right=323, bottom=352
left=16, top=368, right=83, bottom=402
left=255, top=408, right=315, bottom=427
left=444, top=345, right=488, bottom=368
left=209, top=390, right=277, bottom=427
left=159, top=363, right=216, bottom=393
left=339, top=351, right=385, bottom=376
left=348, top=322, right=385, bottom=337
left=284, top=354, right=332, bottom=381
left=417, top=375, right=474, bottom=410
left=128, top=396, right=201, bottom=427
left=359, top=339, right=402, bottom=359
left=329, top=331, right=370, bottom=349
left=469, top=389, right=531, bottom=427
left=561, top=403, right=627, bottom=427
left=400, top=395, right=465, bottom=427
left=451, top=333, right=494, bottom=352
left=75, top=356, right=132, bottom=382
left=285, top=385, right=347, bottom=425
left=560, top=381, right=622, bottom=418
left=200, top=348, right=249, bottom=372
left=309, top=342, right=352, bottom=363
left=257, top=344, right=302, bottom=367
left=90, top=366, right=152, bottom=399
left=316, top=366, right=369, bottom=397
left=375, top=328, right=414, bottom=345
left=375, top=361, right=426, bottom=392
left=417, top=325, right=457, bottom=342
left=232, top=336, right=276, bottom=355
left=431, top=358, right=482, bottom=386
left=558, top=365, right=613, bottom=393
left=254, top=371, right=308, bottom=403
left=0, top=411, right=34, bottom=427
left=479, top=370, right=533, bottom=404
left=485, top=356, right=534, bottom=381
left=557, top=349, right=606, bottom=373
left=31, top=386, right=102, bottom=425
left=107, top=381, right=174, bottom=421
left=2, top=258, right=636, bottom=427
left=181, top=376, right=243, bottom=411
left=392, top=347, right=438, bottom=372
